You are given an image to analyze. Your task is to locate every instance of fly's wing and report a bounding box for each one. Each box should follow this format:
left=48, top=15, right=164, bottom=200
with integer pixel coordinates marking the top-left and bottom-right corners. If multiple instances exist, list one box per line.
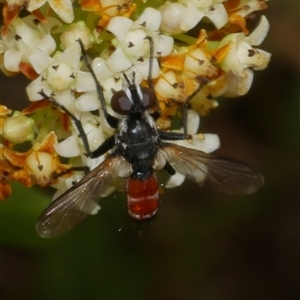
left=36, top=154, right=123, bottom=238
left=159, top=143, right=264, bottom=195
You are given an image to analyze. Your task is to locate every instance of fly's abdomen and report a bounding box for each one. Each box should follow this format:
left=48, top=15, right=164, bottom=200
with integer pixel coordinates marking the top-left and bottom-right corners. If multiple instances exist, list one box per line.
left=126, top=174, right=159, bottom=220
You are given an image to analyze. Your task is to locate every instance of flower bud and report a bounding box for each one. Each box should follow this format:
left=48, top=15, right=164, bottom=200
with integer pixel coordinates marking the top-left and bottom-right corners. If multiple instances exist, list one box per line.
left=61, top=21, right=93, bottom=49
left=2, top=111, right=35, bottom=144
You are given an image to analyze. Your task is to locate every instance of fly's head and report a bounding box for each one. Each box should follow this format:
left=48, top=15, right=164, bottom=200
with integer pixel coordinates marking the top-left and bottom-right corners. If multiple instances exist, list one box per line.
left=111, top=73, right=157, bottom=115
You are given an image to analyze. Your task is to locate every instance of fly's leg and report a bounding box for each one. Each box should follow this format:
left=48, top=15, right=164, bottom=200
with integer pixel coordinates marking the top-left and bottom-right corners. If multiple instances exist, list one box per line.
left=145, top=36, right=155, bottom=92
left=163, top=162, right=176, bottom=176
left=145, top=36, right=161, bottom=119
left=39, top=91, right=115, bottom=159
left=52, top=166, right=90, bottom=180
left=158, top=77, right=210, bottom=175
left=161, top=75, right=211, bottom=139
left=77, top=39, right=119, bottom=129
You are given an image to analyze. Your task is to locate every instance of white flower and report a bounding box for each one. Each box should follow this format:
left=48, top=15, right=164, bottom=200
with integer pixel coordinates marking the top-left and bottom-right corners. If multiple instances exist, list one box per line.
left=2, top=111, right=35, bottom=144
left=27, top=0, right=74, bottom=24
left=230, top=0, right=269, bottom=17
left=26, top=43, right=82, bottom=105
left=76, top=9, right=173, bottom=113
left=0, top=16, right=60, bottom=72
left=60, top=21, right=94, bottom=49
left=219, top=16, right=271, bottom=96
left=106, top=8, right=173, bottom=76
left=160, top=0, right=228, bottom=34
left=164, top=109, right=220, bottom=189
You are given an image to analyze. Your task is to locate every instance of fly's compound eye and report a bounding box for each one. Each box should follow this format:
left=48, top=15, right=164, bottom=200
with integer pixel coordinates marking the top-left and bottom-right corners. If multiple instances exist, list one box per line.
left=141, top=87, right=157, bottom=110
left=111, top=90, right=132, bottom=115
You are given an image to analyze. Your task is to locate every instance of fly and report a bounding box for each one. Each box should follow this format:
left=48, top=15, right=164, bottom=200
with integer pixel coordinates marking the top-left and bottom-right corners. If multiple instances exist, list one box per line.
left=36, top=39, right=264, bottom=238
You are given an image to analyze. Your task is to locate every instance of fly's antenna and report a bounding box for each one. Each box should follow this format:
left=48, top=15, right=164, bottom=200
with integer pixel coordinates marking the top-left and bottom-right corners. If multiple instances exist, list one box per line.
left=123, top=72, right=136, bottom=86
left=77, top=39, right=118, bottom=129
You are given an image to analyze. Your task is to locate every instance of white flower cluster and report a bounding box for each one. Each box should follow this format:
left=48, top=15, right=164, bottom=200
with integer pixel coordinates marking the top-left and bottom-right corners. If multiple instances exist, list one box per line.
left=0, top=0, right=271, bottom=198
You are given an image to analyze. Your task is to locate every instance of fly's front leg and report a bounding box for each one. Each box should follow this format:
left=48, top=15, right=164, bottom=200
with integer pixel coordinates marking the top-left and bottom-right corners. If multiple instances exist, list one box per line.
left=77, top=39, right=119, bottom=129
left=145, top=36, right=161, bottom=118
left=39, top=90, right=115, bottom=159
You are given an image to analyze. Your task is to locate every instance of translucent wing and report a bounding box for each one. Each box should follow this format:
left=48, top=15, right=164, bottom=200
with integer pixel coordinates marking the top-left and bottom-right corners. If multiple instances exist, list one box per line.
left=36, top=154, right=123, bottom=238
left=159, top=143, right=264, bottom=195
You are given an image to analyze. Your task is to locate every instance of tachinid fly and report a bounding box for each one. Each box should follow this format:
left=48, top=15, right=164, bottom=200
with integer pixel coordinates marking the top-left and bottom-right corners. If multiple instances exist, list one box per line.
left=36, top=39, right=264, bottom=238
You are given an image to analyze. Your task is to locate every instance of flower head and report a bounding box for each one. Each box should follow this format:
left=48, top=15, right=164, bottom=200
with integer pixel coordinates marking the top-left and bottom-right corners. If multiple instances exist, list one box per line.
left=0, top=0, right=270, bottom=201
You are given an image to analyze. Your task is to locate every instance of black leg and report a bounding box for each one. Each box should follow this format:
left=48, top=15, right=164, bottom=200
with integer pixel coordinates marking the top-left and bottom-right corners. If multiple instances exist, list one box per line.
left=177, top=76, right=210, bottom=137
left=89, top=135, right=115, bottom=158
left=39, top=90, right=115, bottom=159
left=181, top=104, right=189, bottom=136
left=163, top=162, right=176, bottom=176
left=77, top=39, right=119, bottom=129
left=158, top=130, right=191, bottom=141
left=145, top=36, right=161, bottom=117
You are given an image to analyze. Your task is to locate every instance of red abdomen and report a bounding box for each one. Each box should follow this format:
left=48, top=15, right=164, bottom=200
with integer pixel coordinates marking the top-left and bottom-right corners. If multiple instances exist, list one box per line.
left=126, top=174, right=159, bottom=220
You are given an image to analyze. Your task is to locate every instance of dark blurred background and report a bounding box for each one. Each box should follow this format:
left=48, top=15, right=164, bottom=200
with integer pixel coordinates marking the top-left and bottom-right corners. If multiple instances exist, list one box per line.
left=1, top=1, right=299, bottom=299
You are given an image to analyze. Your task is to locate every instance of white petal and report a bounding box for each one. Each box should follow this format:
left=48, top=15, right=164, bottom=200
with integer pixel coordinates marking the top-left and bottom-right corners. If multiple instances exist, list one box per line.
left=49, top=0, right=74, bottom=23
left=165, top=172, right=185, bottom=189
left=235, top=69, right=254, bottom=96
left=101, top=76, right=123, bottom=104
left=152, top=35, right=174, bottom=57
left=57, top=43, right=81, bottom=69
left=160, top=2, right=187, bottom=35
left=107, top=17, right=133, bottom=41
left=46, top=62, right=75, bottom=90
left=82, top=155, right=104, bottom=171
left=75, top=92, right=101, bottom=111
left=244, top=16, right=270, bottom=46
left=3, top=50, right=23, bottom=72
left=60, top=22, right=92, bottom=49
left=174, top=133, right=220, bottom=152
left=122, top=29, right=147, bottom=57
left=155, top=71, right=182, bottom=99
left=11, top=17, right=41, bottom=45
left=118, top=158, right=132, bottom=177
left=37, top=34, right=57, bottom=55
left=91, top=58, right=113, bottom=80
left=204, top=4, right=228, bottom=29
left=136, top=7, right=162, bottom=31
left=187, top=109, right=200, bottom=134
left=106, top=47, right=132, bottom=73
left=133, top=58, right=159, bottom=82
left=197, top=133, right=220, bottom=152
left=26, top=77, right=53, bottom=101
left=183, top=48, right=217, bottom=78
left=180, top=3, right=203, bottom=31
left=81, top=122, right=105, bottom=152
left=188, top=0, right=215, bottom=9
left=222, top=70, right=254, bottom=97
left=252, top=49, right=271, bottom=70
left=27, top=0, right=47, bottom=11
left=53, top=89, right=75, bottom=111
left=89, top=204, right=101, bottom=215
left=76, top=71, right=95, bottom=92
left=28, top=47, right=53, bottom=74
left=153, top=151, right=167, bottom=170
left=52, top=172, right=84, bottom=199
left=54, top=135, right=81, bottom=157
